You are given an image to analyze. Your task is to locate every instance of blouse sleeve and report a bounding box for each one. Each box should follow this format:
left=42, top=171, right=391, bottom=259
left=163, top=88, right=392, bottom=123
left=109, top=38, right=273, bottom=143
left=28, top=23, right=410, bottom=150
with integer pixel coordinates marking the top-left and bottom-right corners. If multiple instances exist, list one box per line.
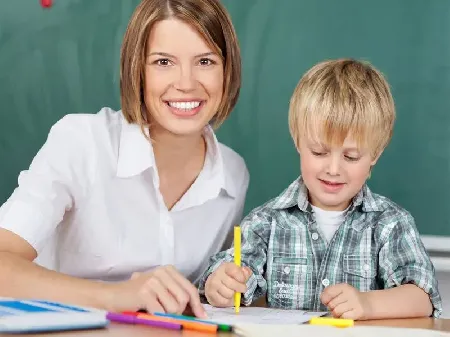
left=0, top=115, right=92, bottom=254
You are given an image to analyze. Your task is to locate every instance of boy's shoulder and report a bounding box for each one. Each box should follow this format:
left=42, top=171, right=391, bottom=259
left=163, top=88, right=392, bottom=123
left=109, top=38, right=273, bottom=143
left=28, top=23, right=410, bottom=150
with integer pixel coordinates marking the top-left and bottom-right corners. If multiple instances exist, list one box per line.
left=243, top=180, right=417, bottom=230
left=241, top=178, right=418, bottom=233
left=362, top=185, right=413, bottom=220
left=242, top=178, right=303, bottom=224
left=359, top=185, right=419, bottom=236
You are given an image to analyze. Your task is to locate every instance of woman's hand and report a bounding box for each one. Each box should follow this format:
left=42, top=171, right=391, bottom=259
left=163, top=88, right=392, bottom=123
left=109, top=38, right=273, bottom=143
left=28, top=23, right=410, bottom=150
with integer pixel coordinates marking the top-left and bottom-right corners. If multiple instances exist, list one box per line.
left=108, top=265, right=207, bottom=318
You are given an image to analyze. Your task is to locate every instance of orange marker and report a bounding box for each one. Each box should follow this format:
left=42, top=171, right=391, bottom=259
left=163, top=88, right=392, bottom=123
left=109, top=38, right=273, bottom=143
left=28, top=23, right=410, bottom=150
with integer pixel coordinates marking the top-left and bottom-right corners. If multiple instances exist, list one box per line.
left=137, top=313, right=217, bottom=334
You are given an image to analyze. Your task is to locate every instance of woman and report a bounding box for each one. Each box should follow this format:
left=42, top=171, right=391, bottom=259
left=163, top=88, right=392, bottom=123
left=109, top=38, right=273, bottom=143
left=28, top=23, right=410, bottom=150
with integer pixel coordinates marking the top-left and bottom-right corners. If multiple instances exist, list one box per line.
left=0, top=0, right=248, bottom=318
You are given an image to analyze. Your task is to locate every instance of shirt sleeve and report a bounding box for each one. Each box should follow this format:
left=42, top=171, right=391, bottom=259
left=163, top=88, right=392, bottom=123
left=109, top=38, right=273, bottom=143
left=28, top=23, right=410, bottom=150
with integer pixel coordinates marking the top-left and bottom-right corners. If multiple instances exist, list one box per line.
left=233, top=166, right=250, bottom=229
left=0, top=115, right=92, bottom=254
left=220, top=166, right=250, bottom=252
left=198, top=209, right=271, bottom=306
left=378, top=213, right=443, bottom=318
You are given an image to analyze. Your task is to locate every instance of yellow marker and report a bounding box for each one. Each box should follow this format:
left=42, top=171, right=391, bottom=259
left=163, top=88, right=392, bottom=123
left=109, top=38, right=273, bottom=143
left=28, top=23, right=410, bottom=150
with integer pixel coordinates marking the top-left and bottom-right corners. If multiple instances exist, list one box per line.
left=309, top=317, right=354, bottom=328
left=234, top=226, right=241, bottom=314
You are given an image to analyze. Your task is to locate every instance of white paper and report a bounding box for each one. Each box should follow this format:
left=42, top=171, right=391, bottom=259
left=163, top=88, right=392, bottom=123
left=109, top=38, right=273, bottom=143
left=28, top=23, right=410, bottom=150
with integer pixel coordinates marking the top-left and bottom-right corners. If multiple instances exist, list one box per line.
left=202, top=304, right=327, bottom=325
left=232, top=325, right=450, bottom=337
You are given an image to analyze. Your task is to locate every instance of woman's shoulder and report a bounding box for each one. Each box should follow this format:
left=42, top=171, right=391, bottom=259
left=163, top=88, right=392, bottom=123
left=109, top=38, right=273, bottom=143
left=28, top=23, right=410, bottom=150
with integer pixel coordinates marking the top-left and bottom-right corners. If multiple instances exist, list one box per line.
left=50, top=107, right=124, bottom=136
left=217, top=142, right=247, bottom=173
left=47, top=107, right=125, bottom=151
left=204, top=127, right=248, bottom=180
left=40, top=107, right=125, bottom=169
left=216, top=141, right=249, bottom=194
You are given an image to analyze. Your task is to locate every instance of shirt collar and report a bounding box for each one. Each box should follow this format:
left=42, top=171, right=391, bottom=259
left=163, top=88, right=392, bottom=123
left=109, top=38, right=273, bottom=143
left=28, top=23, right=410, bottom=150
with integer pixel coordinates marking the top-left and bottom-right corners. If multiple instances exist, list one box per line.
left=270, top=177, right=305, bottom=210
left=271, top=176, right=385, bottom=213
left=116, top=116, right=235, bottom=198
left=351, top=182, right=384, bottom=212
left=201, top=126, right=237, bottom=198
left=116, top=118, right=155, bottom=178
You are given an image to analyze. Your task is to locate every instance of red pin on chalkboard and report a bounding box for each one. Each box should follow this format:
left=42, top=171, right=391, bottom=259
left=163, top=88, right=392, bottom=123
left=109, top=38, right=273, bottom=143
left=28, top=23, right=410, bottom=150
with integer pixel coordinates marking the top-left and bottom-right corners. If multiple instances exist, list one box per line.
left=40, top=0, right=52, bottom=8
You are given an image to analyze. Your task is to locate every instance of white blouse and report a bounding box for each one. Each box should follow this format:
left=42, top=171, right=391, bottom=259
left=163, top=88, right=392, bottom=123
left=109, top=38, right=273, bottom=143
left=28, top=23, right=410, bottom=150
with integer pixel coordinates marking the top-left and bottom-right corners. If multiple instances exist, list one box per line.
left=0, top=107, right=249, bottom=284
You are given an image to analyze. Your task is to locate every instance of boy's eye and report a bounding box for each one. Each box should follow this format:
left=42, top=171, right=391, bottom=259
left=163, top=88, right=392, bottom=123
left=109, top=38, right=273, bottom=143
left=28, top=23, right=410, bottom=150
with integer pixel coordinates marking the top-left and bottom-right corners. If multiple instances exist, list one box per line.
left=345, top=155, right=360, bottom=162
left=311, top=150, right=326, bottom=156
left=199, top=58, right=216, bottom=66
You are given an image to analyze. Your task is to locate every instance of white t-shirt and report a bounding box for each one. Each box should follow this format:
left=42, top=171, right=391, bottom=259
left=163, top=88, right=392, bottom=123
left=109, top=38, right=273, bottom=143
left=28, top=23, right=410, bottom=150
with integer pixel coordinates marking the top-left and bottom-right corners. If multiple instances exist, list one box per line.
left=0, top=108, right=249, bottom=284
left=311, top=205, right=347, bottom=243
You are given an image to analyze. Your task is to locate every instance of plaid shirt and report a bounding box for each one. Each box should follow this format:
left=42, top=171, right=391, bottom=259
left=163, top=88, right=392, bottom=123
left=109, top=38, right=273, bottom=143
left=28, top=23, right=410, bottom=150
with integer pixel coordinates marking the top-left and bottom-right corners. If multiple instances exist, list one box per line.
left=198, top=177, right=442, bottom=317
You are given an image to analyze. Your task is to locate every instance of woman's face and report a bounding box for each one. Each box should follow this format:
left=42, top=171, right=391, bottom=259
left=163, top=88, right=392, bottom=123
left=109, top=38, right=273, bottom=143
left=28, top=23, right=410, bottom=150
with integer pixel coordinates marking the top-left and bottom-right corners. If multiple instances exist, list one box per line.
left=144, top=18, right=224, bottom=137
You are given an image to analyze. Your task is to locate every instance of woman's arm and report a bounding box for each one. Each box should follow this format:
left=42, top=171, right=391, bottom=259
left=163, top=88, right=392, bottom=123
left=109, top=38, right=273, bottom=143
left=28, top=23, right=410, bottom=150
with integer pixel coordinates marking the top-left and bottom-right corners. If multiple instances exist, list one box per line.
left=0, top=229, right=207, bottom=317
left=0, top=229, right=113, bottom=309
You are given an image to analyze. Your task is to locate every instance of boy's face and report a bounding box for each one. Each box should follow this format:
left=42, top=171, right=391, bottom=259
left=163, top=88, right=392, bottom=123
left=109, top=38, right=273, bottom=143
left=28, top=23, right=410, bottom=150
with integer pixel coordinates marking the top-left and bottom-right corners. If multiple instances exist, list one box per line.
left=298, top=136, right=380, bottom=211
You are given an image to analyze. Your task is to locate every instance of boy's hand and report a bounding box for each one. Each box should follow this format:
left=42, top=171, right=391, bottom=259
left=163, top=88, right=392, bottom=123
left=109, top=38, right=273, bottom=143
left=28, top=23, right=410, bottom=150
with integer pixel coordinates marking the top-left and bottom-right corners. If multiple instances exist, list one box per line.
left=320, top=283, right=371, bottom=320
left=205, top=262, right=252, bottom=307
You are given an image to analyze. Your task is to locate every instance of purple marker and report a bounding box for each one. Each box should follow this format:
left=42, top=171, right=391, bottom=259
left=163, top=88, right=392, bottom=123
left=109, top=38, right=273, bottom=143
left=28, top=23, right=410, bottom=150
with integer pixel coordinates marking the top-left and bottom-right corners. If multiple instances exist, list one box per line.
left=106, top=312, right=182, bottom=331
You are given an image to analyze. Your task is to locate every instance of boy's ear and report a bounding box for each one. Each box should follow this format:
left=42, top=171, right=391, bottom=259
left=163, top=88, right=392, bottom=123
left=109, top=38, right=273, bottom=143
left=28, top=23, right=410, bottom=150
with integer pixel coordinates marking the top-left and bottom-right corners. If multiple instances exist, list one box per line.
left=371, top=150, right=384, bottom=166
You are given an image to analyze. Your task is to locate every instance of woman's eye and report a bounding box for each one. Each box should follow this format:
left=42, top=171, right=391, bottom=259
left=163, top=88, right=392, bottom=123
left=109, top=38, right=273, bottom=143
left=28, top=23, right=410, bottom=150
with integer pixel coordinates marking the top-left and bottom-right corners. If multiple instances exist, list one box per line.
left=199, top=58, right=216, bottom=66
left=155, top=58, right=172, bottom=66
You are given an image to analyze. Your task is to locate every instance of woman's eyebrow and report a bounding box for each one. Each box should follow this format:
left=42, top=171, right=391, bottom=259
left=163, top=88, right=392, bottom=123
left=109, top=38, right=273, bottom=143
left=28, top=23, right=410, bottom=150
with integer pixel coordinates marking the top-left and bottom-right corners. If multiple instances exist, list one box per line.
left=147, top=52, right=175, bottom=57
left=147, top=51, right=216, bottom=58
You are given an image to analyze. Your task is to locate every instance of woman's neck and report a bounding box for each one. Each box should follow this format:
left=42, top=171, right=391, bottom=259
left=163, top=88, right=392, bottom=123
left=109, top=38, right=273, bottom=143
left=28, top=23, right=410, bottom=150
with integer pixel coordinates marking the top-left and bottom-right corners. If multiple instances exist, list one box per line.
left=150, top=127, right=206, bottom=176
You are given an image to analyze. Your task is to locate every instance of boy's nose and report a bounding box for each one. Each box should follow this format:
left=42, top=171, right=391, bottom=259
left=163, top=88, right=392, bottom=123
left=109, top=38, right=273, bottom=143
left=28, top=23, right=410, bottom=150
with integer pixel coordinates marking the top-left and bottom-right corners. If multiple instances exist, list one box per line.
left=326, top=156, right=340, bottom=176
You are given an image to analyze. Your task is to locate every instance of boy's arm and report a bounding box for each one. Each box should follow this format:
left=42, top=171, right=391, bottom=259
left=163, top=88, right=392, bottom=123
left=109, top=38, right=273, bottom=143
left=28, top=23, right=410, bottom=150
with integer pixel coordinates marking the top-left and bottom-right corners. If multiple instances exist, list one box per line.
left=198, top=212, right=271, bottom=305
left=376, top=213, right=442, bottom=318
left=364, top=284, right=432, bottom=319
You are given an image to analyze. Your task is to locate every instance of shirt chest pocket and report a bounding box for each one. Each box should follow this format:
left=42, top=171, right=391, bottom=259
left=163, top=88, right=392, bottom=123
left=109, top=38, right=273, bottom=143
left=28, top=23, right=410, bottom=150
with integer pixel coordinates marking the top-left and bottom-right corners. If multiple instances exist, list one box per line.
left=343, top=254, right=377, bottom=292
left=267, top=255, right=312, bottom=309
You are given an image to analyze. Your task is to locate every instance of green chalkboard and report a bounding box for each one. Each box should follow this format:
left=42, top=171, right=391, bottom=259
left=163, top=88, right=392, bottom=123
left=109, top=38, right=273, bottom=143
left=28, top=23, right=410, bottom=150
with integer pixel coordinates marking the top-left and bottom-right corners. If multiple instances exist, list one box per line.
left=1, top=1, right=449, bottom=237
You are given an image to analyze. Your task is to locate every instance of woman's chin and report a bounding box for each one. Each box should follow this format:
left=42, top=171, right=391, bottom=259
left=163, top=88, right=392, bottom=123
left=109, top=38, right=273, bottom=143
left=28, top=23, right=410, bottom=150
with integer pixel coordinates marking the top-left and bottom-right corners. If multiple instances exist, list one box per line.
left=160, top=119, right=208, bottom=137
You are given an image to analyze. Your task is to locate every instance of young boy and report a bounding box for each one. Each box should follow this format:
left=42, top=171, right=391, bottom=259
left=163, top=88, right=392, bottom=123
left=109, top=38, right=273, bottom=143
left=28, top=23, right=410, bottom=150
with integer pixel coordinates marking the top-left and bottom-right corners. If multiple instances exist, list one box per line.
left=198, top=59, right=442, bottom=320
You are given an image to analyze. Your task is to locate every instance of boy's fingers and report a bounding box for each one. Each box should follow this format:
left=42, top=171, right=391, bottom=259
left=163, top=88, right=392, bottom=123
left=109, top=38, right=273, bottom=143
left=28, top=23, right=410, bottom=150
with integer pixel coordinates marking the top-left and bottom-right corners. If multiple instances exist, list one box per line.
left=320, top=284, right=344, bottom=305
left=222, top=275, right=247, bottom=293
left=217, top=282, right=235, bottom=299
left=332, top=301, right=352, bottom=318
left=243, top=267, right=252, bottom=280
left=326, top=292, right=347, bottom=310
left=341, top=309, right=358, bottom=320
left=209, top=292, right=233, bottom=308
left=225, top=263, right=246, bottom=283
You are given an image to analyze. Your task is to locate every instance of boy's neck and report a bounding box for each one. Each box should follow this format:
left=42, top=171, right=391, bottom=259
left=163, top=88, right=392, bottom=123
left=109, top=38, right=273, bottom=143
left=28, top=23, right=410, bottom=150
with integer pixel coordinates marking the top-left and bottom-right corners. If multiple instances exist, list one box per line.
left=311, top=203, right=350, bottom=214
left=308, top=193, right=352, bottom=212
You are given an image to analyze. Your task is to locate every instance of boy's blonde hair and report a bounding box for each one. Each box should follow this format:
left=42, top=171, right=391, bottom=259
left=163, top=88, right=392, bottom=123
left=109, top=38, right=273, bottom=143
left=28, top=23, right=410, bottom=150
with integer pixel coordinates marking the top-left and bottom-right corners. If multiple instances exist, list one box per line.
left=288, top=59, right=395, bottom=158
left=120, top=0, right=241, bottom=130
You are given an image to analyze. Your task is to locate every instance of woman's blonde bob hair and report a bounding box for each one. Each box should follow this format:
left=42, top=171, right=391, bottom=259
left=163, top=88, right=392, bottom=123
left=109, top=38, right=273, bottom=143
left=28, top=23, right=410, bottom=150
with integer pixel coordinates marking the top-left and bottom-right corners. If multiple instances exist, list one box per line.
left=289, top=58, right=396, bottom=158
left=120, top=0, right=241, bottom=130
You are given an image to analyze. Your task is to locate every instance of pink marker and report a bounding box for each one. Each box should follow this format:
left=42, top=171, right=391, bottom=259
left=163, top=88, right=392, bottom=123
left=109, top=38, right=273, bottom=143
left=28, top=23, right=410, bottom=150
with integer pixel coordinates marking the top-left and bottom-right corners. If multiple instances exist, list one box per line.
left=106, top=312, right=182, bottom=330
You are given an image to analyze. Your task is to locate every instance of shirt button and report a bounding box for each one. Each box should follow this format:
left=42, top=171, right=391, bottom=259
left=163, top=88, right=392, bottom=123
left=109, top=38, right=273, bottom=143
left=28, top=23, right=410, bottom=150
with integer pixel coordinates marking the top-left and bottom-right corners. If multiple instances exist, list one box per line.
left=322, top=278, right=330, bottom=287
left=363, top=264, right=370, bottom=271
left=311, top=232, right=319, bottom=240
left=284, top=266, right=290, bottom=274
